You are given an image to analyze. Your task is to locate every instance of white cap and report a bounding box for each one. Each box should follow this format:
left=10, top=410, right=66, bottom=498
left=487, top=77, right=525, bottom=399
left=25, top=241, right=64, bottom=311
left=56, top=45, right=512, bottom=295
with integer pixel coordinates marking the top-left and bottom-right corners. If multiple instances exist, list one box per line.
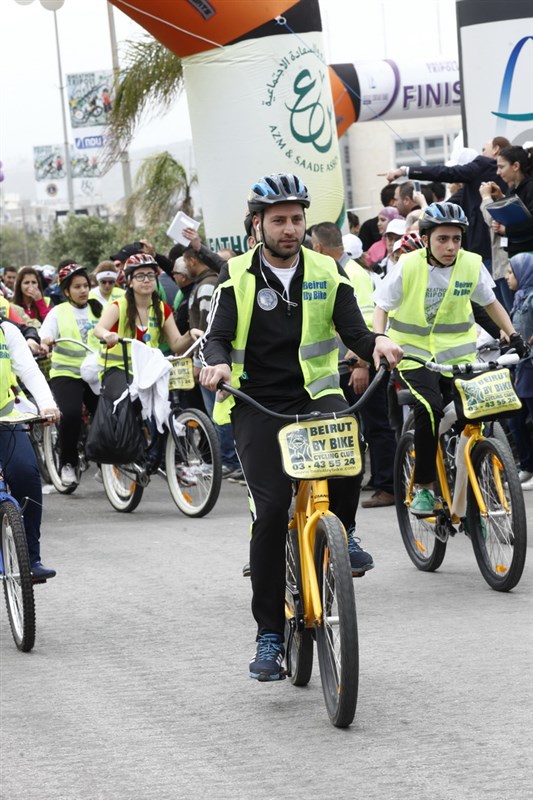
left=446, top=146, right=478, bottom=167
left=385, top=219, right=406, bottom=237
left=342, top=233, right=363, bottom=259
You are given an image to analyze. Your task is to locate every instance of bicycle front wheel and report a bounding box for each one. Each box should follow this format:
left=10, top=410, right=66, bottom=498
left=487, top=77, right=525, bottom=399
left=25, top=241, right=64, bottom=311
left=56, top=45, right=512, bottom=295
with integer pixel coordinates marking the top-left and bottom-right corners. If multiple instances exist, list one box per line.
left=314, top=515, right=358, bottom=728
left=467, top=437, right=527, bottom=591
left=394, top=431, right=447, bottom=572
left=165, top=410, right=222, bottom=517
left=29, top=422, right=51, bottom=484
left=1, top=501, right=36, bottom=652
left=42, top=424, right=78, bottom=495
left=285, top=529, right=313, bottom=686
left=101, top=464, right=144, bottom=513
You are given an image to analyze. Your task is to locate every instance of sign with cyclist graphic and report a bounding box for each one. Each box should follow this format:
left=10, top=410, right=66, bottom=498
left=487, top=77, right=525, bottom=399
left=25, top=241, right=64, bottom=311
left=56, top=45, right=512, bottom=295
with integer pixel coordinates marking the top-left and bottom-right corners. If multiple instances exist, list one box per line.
left=67, top=70, right=114, bottom=129
left=278, top=416, right=362, bottom=479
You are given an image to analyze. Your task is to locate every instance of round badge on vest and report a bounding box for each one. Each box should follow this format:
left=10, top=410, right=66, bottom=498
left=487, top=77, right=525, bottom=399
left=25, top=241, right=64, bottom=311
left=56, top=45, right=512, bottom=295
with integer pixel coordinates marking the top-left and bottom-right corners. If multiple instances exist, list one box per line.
left=257, top=288, right=278, bottom=311
left=142, top=332, right=151, bottom=342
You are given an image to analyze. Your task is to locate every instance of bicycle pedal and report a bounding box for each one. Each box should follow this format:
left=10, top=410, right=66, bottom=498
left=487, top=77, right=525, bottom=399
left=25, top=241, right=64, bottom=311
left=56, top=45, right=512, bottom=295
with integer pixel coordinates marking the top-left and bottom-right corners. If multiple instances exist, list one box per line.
left=32, top=577, right=47, bottom=585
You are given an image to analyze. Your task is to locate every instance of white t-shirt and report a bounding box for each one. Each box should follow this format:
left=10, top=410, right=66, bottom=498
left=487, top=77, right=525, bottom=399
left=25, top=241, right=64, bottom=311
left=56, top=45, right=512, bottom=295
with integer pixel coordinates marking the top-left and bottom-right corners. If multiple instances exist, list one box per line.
left=39, top=304, right=91, bottom=344
left=373, top=259, right=495, bottom=325
left=1, top=321, right=56, bottom=411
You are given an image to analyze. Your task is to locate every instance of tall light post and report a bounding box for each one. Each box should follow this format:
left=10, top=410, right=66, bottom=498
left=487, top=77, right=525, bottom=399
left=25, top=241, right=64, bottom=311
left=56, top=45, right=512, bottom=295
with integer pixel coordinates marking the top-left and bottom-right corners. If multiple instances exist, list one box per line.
left=107, top=1, right=132, bottom=200
left=14, top=0, right=75, bottom=213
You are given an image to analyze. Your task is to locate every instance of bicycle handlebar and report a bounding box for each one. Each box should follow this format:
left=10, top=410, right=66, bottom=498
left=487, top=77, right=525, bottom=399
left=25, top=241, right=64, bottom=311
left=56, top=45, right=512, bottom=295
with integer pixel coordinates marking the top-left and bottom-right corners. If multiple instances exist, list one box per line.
left=401, top=352, right=522, bottom=375
left=54, top=337, right=95, bottom=353
left=216, top=358, right=390, bottom=422
left=103, top=336, right=203, bottom=360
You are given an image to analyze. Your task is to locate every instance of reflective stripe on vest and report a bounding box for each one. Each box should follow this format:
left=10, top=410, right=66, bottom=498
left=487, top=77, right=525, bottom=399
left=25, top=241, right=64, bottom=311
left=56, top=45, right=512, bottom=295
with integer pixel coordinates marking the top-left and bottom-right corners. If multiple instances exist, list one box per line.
left=212, top=246, right=346, bottom=425
left=388, top=249, right=481, bottom=371
left=50, top=303, right=99, bottom=380
left=0, top=326, right=15, bottom=413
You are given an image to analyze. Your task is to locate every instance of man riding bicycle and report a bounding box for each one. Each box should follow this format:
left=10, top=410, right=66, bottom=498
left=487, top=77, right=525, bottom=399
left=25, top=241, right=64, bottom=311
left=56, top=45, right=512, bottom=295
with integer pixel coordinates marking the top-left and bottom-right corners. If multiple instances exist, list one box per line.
left=373, top=201, right=529, bottom=516
left=200, top=172, right=402, bottom=681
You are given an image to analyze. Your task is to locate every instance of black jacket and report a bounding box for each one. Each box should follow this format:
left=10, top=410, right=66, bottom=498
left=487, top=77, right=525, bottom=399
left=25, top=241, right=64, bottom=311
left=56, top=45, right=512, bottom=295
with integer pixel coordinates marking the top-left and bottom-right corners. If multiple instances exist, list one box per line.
left=506, top=178, right=533, bottom=256
left=202, top=246, right=378, bottom=406
left=409, top=157, right=507, bottom=261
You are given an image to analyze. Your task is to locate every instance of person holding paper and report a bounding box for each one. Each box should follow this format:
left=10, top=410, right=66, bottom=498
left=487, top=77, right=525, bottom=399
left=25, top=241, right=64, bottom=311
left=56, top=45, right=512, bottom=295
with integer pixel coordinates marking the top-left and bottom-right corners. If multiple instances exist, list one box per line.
left=490, top=145, right=533, bottom=256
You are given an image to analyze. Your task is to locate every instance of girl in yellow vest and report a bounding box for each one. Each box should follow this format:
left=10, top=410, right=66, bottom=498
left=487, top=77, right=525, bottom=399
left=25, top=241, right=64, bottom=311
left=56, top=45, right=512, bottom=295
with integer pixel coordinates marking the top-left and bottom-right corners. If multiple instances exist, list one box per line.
left=94, top=253, right=200, bottom=403
left=89, top=260, right=125, bottom=306
left=40, top=264, right=102, bottom=487
left=373, top=202, right=527, bottom=516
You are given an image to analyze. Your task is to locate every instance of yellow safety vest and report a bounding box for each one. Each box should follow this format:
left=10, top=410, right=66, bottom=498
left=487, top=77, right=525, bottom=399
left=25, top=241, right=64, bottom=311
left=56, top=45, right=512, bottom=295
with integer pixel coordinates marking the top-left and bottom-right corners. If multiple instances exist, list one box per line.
left=0, top=326, right=15, bottom=415
left=50, top=303, right=100, bottom=379
left=343, top=258, right=374, bottom=330
left=388, top=248, right=481, bottom=371
left=213, top=245, right=349, bottom=425
left=89, top=285, right=124, bottom=305
left=98, top=296, right=164, bottom=373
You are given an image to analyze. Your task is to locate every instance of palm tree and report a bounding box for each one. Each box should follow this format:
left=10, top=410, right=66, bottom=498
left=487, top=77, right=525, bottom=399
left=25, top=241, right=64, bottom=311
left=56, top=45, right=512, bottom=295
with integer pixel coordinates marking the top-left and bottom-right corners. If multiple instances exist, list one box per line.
left=126, top=151, right=197, bottom=234
left=103, top=36, right=183, bottom=169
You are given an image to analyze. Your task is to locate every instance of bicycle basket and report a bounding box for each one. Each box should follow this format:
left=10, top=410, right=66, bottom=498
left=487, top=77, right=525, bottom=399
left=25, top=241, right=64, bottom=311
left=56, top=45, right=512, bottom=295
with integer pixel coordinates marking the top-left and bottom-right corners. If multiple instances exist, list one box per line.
left=169, top=358, right=195, bottom=391
left=453, top=368, right=521, bottom=422
left=277, top=415, right=362, bottom=479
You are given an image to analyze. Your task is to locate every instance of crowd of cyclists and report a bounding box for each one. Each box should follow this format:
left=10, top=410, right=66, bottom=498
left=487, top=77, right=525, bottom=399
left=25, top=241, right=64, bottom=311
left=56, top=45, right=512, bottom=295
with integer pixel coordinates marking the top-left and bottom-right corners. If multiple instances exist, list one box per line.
left=1, top=138, right=533, bottom=679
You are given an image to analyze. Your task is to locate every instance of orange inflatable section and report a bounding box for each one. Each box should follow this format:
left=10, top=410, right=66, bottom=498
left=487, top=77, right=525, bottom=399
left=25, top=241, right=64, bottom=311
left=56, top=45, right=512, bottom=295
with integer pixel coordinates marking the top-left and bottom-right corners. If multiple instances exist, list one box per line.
left=329, top=67, right=357, bottom=139
left=110, top=0, right=300, bottom=58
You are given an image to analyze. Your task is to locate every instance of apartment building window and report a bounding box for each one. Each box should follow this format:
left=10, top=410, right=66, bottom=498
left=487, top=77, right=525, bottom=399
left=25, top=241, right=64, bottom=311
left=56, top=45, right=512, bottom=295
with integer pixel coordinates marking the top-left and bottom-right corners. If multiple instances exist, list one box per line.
left=394, top=131, right=460, bottom=167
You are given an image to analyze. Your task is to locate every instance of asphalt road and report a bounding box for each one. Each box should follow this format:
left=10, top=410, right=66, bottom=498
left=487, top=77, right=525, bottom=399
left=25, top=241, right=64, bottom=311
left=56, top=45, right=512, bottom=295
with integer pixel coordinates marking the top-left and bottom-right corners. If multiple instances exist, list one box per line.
left=1, top=471, right=532, bottom=800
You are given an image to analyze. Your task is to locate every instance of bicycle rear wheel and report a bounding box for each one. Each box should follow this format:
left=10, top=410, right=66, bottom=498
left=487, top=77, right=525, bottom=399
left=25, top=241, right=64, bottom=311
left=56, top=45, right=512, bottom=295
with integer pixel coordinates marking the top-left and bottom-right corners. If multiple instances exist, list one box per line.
left=101, top=464, right=144, bottom=513
left=394, top=431, right=447, bottom=572
left=314, top=515, right=358, bottom=728
left=42, top=424, right=78, bottom=495
left=165, top=410, right=222, bottom=517
left=29, top=422, right=51, bottom=484
left=1, top=501, right=36, bottom=652
left=467, top=437, right=527, bottom=591
left=285, top=528, right=313, bottom=686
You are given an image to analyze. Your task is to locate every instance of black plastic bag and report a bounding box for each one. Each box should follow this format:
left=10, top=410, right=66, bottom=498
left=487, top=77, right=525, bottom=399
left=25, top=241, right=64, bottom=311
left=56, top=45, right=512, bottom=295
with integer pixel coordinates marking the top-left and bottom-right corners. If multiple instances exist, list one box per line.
left=85, top=387, right=146, bottom=465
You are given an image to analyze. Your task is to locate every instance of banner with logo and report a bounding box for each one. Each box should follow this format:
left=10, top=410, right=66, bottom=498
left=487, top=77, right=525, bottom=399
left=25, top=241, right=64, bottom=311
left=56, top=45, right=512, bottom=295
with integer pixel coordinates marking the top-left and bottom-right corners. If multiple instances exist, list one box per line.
left=67, top=70, right=115, bottom=129
left=33, top=144, right=102, bottom=207
left=184, top=30, right=343, bottom=252
left=457, top=1, right=533, bottom=150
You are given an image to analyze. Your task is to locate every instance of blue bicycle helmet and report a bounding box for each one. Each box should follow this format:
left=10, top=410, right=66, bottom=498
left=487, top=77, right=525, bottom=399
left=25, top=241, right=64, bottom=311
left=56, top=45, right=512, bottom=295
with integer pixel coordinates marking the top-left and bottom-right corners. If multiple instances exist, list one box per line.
left=247, top=173, right=311, bottom=213
left=418, top=202, right=469, bottom=234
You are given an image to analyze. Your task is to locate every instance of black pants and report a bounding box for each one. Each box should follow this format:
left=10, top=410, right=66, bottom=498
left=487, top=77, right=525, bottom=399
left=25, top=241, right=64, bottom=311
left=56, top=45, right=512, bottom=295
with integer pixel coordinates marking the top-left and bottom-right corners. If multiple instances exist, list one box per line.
left=49, top=376, right=98, bottom=468
left=398, top=368, right=453, bottom=484
left=232, top=393, right=363, bottom=638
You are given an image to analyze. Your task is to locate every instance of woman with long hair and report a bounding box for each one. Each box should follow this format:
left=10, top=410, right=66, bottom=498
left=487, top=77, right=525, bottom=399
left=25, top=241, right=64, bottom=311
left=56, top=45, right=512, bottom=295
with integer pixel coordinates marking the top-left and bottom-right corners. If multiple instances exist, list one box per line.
left=491, top=145, right=533, bottom=256
left=13, top=266, right=51, bottom=324
left=39, top=264, right=102, bottom=486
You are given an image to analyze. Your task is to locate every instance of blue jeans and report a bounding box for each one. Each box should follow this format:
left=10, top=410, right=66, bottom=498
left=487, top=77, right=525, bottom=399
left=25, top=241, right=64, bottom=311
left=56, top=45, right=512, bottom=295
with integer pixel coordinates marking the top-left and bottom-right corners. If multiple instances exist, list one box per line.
left=200, top=386, right=240, bottom=469
left=0, top=426, right=42, bottom=565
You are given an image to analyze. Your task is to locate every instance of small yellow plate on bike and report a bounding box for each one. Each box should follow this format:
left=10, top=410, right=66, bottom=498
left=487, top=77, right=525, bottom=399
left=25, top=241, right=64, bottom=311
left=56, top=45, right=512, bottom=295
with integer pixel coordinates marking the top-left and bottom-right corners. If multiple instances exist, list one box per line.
left=454, top=368, right=521, bottom=419
left=0, top=410, right=40, bottom=424
left=169, top=358, right=195, bottom=390
left=278, top=416, right=362, bottom=479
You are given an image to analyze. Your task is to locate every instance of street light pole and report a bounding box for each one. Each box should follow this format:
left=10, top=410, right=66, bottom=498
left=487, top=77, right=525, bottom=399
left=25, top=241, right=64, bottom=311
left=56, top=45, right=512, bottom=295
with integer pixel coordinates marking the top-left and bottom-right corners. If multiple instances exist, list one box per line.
left=107, top=1, right=133, bottom=200
left=50, top=6, right=75, bottom=213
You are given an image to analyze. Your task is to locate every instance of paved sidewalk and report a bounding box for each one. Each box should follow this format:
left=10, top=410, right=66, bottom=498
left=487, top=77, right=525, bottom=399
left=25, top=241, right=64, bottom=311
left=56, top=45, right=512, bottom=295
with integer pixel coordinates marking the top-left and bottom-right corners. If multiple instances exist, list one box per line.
left=1, top=475, right=532, bottom=800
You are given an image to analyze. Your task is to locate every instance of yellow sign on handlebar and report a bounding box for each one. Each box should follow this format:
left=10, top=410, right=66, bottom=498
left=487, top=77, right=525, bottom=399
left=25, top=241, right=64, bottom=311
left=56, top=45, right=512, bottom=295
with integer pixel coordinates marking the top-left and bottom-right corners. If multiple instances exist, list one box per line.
left=277, top=415, right=362, bottom=479
left=169, top=358, right=195, bottom=391
left=454, top=368, right=521, bottom=419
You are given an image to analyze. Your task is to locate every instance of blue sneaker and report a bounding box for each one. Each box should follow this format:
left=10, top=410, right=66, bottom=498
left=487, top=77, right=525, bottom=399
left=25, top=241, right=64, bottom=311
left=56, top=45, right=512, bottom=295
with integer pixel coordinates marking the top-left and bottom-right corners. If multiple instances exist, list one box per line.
left=249, top=633, right=285, bottom=681
left=346, top=527, right=374, bottom=575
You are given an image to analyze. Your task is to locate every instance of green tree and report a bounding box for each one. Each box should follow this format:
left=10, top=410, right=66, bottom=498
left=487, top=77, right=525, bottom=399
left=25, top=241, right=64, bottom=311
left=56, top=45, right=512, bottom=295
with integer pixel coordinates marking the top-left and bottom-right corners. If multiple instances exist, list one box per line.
left=126, top=151, right=197, bottom=235
left=103, top=36, right=184, bottom=169
left=0, top=225, right=44, bottom=267
left=42, top=215, right=121, bottom=269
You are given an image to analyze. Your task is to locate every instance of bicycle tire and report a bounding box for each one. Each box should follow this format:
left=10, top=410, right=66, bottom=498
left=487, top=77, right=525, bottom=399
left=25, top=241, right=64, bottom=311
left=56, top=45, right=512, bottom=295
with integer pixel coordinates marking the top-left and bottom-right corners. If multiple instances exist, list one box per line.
left=285, top=528, right=313, bottom=686
left=314, top=515, right=358, bottom=728
left=42, top=424, right=78, bottom=495
left=1, top=501, right=36, bottom=652
left=101, top=464, right=144, bottom=513
left=394, top=431, right=447, bottom=572
left=29, top=423, right=52, bottom=485
left=466, top=437, right=527, bottom=592
left=165, top=409, right=222, bottom=518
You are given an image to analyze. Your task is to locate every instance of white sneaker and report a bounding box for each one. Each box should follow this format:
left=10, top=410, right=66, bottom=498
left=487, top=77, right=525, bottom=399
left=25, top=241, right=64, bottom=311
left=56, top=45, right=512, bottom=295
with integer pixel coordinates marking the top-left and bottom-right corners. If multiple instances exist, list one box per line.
left=521, top=476, right=533, bottom=491
left=518, top=470, right=533, bottom=483
left=60, top=464, right=77, bottom=486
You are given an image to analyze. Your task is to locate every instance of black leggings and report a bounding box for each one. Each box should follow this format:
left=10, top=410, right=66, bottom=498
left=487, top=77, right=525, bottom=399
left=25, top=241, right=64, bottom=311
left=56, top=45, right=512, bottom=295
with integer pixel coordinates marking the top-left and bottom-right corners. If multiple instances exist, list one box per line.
left=398, top=368, right=454, bottom=484
left=49, top=377, right=98, bottom=468
left=232, top=393, right=363, bottom=638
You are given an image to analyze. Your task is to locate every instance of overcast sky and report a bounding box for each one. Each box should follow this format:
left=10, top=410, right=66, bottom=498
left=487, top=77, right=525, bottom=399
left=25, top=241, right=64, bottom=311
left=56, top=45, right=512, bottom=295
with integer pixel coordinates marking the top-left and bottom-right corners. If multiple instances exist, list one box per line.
left=0, top=0, right=458, bottom=171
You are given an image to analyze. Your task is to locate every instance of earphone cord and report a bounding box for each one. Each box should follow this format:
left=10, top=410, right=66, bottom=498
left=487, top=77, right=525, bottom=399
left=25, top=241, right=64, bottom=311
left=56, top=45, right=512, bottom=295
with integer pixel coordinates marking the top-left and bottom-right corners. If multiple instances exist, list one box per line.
left=260, top=253, right=299, bottom=308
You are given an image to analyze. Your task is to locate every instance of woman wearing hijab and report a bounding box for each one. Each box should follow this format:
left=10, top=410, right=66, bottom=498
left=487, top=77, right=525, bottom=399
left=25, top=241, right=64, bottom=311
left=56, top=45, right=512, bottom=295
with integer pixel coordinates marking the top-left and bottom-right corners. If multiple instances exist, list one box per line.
left=365, top=207, right=404, bottom=271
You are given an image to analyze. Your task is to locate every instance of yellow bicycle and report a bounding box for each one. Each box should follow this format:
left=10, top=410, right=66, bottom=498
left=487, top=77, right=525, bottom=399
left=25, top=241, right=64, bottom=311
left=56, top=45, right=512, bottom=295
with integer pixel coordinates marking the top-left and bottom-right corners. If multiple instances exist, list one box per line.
left=394, top=354, right=527, bottom=592
left=220, top=363, right=388, bottom=727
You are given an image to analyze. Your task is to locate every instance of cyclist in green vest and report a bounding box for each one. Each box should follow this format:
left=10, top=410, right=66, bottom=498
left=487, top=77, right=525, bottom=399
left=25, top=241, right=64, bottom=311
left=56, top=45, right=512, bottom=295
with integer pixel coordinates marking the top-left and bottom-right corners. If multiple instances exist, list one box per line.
left=40, top=264, right=103, bottom=487
left=373, top=202, right=528, bottom=516
left=199, top=172, right=402, bottom=681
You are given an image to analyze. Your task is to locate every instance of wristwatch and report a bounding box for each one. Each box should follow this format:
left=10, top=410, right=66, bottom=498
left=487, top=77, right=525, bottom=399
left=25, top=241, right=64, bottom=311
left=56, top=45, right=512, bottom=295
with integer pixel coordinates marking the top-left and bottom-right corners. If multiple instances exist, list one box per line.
left=399, top=166, right=409, bottom=177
